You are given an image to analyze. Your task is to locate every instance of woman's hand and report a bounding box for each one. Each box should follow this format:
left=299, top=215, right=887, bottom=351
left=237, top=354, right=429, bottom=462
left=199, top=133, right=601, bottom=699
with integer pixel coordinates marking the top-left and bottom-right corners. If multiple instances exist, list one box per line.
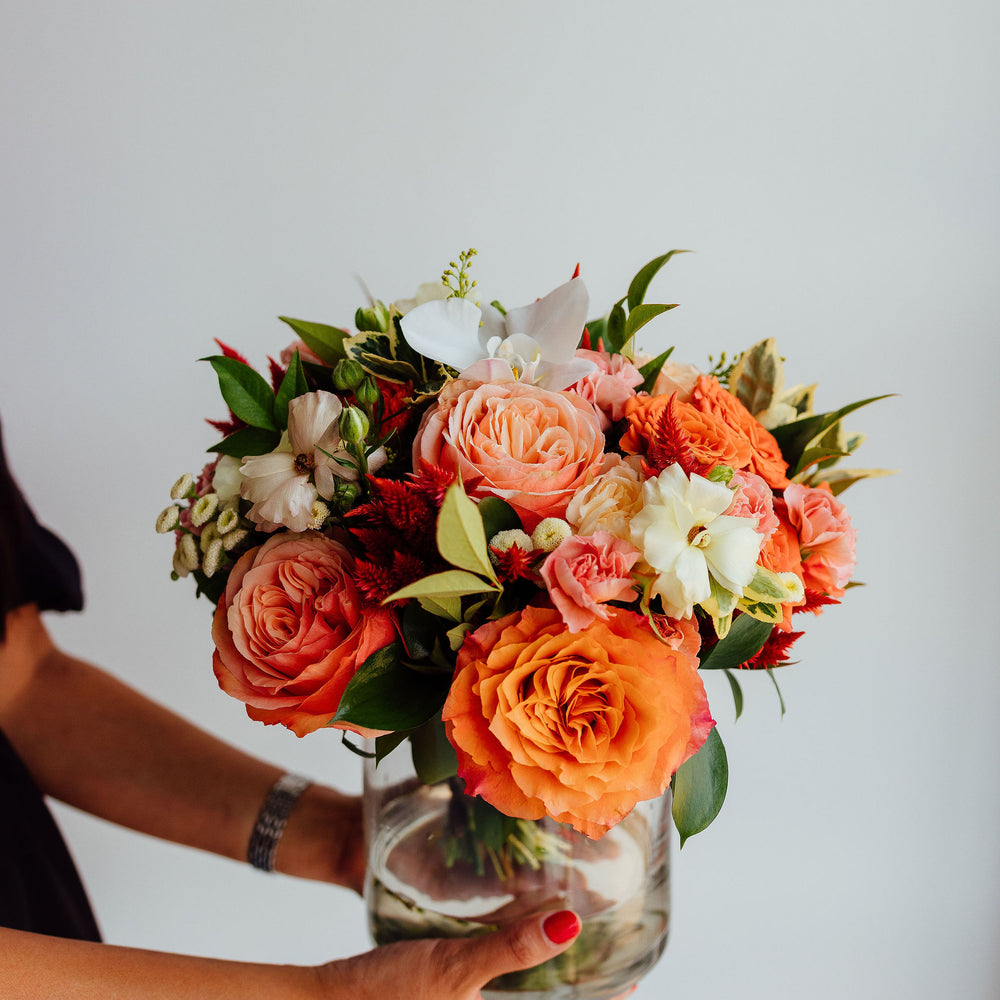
left=314, top=909, right=637, bottom=1000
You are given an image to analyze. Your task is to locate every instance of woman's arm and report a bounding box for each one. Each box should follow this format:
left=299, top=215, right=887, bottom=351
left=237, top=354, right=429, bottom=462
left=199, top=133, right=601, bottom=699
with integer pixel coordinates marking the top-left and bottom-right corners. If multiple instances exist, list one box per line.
left=1, top=911, right=596, bottom=1000
left=0, top=604, right=363, bottom=890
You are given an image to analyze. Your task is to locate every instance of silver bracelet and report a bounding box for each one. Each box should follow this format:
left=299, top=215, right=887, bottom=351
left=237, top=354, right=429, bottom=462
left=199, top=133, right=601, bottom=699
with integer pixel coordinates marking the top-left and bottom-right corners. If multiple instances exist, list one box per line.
left=247, top=773, right=312, bottom=872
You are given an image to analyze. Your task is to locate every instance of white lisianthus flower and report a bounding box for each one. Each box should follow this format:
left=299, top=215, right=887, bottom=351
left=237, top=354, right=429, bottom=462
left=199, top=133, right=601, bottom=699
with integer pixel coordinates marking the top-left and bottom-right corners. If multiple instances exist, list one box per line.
left=630, top=464, right=764, bottom=619
left=240, top=391, right=357, bottom=532
left=212, top=455, right=244, bottom=502
left=399, top=277, right=597, bottom=390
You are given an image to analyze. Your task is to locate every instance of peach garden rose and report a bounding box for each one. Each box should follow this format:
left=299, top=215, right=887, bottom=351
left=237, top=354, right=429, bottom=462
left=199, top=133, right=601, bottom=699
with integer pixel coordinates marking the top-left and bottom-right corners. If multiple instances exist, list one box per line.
left=211, top=532, right=397, bottom=737
left=442, top=604, right=715, bottom=839
left=412, top=379, right=605, bottom=531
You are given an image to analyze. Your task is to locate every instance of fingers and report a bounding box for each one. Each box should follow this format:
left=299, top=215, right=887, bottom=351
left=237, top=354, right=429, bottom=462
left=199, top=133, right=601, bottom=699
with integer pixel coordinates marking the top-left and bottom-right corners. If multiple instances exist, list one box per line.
left=442, top=908, right=582, bottom=989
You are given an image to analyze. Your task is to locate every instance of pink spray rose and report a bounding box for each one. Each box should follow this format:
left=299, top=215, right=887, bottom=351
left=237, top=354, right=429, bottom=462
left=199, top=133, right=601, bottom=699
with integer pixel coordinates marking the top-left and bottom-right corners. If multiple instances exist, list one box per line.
left=783, top=482, right=857, bottom=598
left=540, top=531, right=641, bottom=632
left=570, top=349, right=645, bottom=429
left=412, top=379, right=605, bottom=531
left=211, top=533, right=397, bottom=737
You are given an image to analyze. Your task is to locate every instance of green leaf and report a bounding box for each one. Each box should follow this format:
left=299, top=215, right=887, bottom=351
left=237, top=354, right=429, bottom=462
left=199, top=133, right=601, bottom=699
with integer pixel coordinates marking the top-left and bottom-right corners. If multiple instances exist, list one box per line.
left=274, top=349, right=309, bottom=429
left=639, top=347, right=674, bottom=393
left=401, top=602, right=442, bottom=660
left=417, top=595, right=464, bottom=622
left=672, top=726, right=728, bottom=847
left=384, top=569, right=498, bottom=604
left=278, top=316, right=350, bottom=366
left=623, top=302, right=678, bottom=341
left=203, top=356, right=277, bottom=430
left=437, top=484, right=497, bottom=581
left=477, top=495, right=522, bottom=542
left=819, top=467, right=897, bottom=496
left=207, top=426, right=281, bottom=457
left=606, top=298, right=627, bottom=354
left=789, top=445, right=851, bottom=480
left=374, top=730, right=411, bottom=764
left=767, top=667, right=787, bottom=717
left=698, top=614, right=772, bottom=670
left=626, top=250, right=690, bottom=311
left=332, top=644, right=449, bottom=731
left=410, top=715, right=459, bottom=785
left=770, top=395, right=894, bottom=470
left=723, top=669, right=744, bottom=721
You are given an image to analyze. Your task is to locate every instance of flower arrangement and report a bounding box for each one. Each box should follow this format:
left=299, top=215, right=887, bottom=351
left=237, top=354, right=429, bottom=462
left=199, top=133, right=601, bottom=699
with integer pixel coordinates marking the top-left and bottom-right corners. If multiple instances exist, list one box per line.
left=158, top=249, right=889, bottom=852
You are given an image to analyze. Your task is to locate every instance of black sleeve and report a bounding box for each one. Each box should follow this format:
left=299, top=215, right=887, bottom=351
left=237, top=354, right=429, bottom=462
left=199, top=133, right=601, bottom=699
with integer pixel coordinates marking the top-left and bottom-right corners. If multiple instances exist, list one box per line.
left=0, top=420, right=84, bottom=640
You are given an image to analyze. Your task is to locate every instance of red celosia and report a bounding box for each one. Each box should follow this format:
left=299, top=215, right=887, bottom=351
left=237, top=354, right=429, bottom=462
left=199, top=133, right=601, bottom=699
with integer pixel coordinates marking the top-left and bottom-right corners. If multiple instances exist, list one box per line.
left=490, top=544, right=537, bottom=583
left=739, top=627, right=804, bottom=670
left=214, top=338, right=251, bottom=366
left=639, top=395, right=714, bottom=479
left=794, top=589, right=842, bottom=616
left=267, top=356, right=287, bottom=393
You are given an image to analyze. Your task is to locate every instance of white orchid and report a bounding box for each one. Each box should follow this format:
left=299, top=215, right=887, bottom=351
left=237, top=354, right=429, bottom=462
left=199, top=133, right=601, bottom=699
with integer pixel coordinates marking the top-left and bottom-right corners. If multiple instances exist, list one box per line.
left=629, top=464, right=764, bottom=620
left=239, top=391, right=375, bottom=532
left=399, top=277, right=597, bottom=390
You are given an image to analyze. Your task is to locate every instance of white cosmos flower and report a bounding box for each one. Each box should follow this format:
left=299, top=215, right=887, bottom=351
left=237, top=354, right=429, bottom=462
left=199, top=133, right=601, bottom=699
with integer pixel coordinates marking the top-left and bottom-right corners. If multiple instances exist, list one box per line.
left=398, top=277, right=597, bottom=390
left=629, top=464, right=764, bottom=620
left=239, top=391, right=356, bottom=532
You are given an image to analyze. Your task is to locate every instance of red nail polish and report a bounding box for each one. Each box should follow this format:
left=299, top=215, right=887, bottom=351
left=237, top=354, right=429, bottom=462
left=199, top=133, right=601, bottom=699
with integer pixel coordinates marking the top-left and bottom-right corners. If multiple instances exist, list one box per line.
left=543, top=910, right=581, bottom=944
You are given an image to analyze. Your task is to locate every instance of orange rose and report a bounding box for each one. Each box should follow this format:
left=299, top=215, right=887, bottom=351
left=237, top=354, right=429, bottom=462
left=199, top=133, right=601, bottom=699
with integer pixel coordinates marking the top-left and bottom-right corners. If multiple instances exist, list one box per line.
left=690, top=376, right=790, bottom=488
left=412, top=379, right=605, bottom=531
left=442, top=604, right=714, bottom=839
left=212, top=533, right=398, bottom=737
left=621, top=393, right=751, bottom=471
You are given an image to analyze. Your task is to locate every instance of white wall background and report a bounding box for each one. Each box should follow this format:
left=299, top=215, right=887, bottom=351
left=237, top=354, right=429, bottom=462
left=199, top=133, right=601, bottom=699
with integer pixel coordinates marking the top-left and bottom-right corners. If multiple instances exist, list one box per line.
left=2, top=1, right=997, bottom=997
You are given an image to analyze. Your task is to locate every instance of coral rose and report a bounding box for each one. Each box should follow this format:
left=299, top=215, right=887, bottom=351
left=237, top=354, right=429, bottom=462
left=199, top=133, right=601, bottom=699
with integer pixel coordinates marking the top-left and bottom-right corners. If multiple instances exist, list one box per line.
left=442, top=604, right=714, bottom=839
left=539, top=531, right=641, bottom=632
left=412, top=379, right=605, bottom=532
left=211, top=533, right=397, bottom=737
left=784, top=482, right=857, bottom=598
left=690, top=376, right=790, bottom=488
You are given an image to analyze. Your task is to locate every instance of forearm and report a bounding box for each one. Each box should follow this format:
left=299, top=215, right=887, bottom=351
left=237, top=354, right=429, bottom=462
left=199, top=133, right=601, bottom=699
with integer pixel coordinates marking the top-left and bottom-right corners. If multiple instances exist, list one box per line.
left=0, top=608, right=362, bottom=888
left=0, top=927, right=321, bottom=1000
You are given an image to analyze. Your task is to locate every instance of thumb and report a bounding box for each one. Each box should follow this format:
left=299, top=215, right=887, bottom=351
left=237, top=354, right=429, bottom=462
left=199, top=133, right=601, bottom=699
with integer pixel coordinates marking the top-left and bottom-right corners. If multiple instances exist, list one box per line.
left=450, top=909, right=581, bottom=986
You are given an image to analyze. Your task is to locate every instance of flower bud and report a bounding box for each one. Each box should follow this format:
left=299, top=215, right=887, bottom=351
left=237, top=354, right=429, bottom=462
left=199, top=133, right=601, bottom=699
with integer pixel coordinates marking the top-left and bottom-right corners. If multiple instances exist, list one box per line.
left=338, top=405, right=369, bottom=445
left=177, top=533, right=200, bottom=571
left=355, top=376, right=381, bottom=408
left=333, top=358, right=365, bottom=391
left=155, top=506, right=180, bottom=533
left=190, top=492, right=219, bottom=527
left=354, top=300, right=391, bottom=333
left=334, top=481, right=361, bottom=510
left=170, top=473, right=194, bottom=500
left=216, top=507, right=240, bottom=535
left=202, top=538, right=224, bottom=578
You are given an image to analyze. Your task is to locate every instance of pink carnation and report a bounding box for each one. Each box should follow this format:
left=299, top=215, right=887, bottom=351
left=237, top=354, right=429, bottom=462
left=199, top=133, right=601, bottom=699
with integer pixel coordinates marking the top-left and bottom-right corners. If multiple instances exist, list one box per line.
left=784, top=483, right=857, bottom=598
left=539, top=531, right=641, bottom=632
left=570, top=349, right=645, bottom=429
left=726, top=471, right=780, bottom=537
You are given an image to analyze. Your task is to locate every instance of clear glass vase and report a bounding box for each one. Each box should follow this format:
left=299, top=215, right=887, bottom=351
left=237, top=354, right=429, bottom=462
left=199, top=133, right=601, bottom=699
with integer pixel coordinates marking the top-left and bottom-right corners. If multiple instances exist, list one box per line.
left=362, top=748, right=671, bottom=999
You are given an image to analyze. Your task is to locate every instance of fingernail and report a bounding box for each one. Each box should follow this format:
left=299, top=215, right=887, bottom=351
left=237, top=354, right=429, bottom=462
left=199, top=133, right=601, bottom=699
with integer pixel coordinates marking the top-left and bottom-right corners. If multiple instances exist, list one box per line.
left=543, top=910, right=581, bottom=944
